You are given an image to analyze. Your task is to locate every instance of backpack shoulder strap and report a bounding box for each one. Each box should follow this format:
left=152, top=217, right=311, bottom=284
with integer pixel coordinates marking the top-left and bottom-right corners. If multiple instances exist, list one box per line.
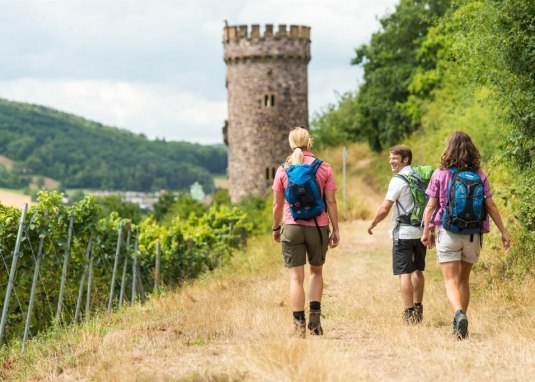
left=395, top=173, right=410, bottom=184
left=311, top=158, right=323, bottom=175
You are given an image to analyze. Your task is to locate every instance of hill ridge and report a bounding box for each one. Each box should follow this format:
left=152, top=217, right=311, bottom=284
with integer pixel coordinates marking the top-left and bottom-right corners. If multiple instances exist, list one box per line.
left=0, top=98, right=227, bottom=192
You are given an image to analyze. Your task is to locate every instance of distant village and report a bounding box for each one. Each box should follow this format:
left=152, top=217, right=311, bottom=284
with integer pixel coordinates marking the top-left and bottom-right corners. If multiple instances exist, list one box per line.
left=73, top=181, right=207, bottom=211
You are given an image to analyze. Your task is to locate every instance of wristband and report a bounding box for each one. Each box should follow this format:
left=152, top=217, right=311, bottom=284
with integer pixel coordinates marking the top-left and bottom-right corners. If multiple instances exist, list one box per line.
left=272, top=226, right=281, bottom=231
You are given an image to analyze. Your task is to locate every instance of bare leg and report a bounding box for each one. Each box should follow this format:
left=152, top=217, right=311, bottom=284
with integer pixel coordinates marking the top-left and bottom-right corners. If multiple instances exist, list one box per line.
left=411, top=270, right=425, bottom=304
left=459, top=261, right=473, bottom=313
left=289, top=266, right=305, bottom=312
left=308, top=265, right=323, bottom=302
left=441, top=261, right=463, bottom=312
left=400, top=274, right=414, bottom=308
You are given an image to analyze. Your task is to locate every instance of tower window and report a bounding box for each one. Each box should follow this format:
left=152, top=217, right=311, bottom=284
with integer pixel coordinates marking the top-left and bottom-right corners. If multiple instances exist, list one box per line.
left=266, top=167, right=277, bottom=180
left=262, top=93, right=276, bottom=108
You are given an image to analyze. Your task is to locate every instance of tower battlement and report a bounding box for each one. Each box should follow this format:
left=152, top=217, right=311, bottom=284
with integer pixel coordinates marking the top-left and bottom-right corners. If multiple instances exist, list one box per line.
left=223, top=24, right=311, bottom=63
left=223, top=24, right=310, bottom=41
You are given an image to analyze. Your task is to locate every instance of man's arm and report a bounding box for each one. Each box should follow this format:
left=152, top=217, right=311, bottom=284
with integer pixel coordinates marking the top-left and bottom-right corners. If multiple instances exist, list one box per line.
left=272, top=191, right=285, bottom=242
left=325, top=189, right=340, bottom=248
left=367, top=199, right=394, bottom=235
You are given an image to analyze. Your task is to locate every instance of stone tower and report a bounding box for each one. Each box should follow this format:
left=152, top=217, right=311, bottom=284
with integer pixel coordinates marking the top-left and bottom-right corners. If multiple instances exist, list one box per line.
left=223, top=24, right=311, bottom=202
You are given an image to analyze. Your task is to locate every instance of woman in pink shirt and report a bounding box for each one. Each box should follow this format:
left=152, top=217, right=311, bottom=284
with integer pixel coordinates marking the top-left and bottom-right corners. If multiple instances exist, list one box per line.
left=421, top=131, right=510, bottom=339
left=272, top=127, right=340, bottom=337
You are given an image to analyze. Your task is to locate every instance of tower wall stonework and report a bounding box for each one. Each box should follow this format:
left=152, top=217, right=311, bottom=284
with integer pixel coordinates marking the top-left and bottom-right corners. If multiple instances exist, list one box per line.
left=223, top=24, right=311, bottom=202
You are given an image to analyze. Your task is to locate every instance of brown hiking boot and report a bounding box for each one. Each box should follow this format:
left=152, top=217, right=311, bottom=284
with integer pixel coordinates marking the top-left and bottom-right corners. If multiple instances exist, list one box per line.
left=291, top=318, right=306, bottom=338
left=308, top=309, right=323, bottom=335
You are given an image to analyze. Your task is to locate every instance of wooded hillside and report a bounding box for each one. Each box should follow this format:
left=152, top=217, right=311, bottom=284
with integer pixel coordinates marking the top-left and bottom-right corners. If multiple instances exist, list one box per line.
left=0, top=98, right=227, bottom=192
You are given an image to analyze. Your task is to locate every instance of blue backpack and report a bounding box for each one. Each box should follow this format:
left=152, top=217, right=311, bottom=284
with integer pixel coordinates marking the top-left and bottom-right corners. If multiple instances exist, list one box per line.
left=284, top=159, right=325, bottom=221
left=442, top=167, right=486, bottom=234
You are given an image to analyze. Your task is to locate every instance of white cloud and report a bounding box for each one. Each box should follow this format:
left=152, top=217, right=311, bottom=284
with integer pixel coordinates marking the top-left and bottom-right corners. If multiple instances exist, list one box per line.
left=0, top=79, right=226, bottom=143
left=0, top=0, right=398, bottom=144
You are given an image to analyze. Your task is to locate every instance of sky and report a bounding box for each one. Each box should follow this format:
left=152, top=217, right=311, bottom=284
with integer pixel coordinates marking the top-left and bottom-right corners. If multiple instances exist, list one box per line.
left=0, top=0, right=399, bottom=145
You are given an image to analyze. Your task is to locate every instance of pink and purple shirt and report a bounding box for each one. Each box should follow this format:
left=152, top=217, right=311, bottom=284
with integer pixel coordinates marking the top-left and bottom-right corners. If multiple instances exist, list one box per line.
left=425, top=168, right=493, bottom=232
left=272, top=152, right=337, bottom=226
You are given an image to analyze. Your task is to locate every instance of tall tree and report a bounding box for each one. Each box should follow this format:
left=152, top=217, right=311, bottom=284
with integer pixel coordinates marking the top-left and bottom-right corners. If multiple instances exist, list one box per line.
left=352, top=0, right=451, bottom=151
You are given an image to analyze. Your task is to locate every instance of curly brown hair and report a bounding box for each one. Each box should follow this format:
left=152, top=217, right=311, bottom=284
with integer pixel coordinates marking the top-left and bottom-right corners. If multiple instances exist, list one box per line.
left=440, top=131, right=481, bottom=171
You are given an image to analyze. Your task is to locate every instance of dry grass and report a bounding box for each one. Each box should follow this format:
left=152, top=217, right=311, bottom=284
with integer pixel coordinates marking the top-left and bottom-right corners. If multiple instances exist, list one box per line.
left=0, top=189, right=33, bottom=208
left=4, top=147, right=535, bottom=381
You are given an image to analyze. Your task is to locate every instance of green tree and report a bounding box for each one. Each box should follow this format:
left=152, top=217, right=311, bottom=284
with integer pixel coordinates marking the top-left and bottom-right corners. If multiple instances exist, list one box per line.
left=352, top=0, right=451, bottom=151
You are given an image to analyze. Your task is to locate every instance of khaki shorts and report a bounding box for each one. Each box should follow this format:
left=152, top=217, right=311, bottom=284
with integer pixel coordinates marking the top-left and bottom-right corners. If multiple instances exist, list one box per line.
left=436, top=228, right=481, bottom=264
left=280, top=224, right=330, bottom=268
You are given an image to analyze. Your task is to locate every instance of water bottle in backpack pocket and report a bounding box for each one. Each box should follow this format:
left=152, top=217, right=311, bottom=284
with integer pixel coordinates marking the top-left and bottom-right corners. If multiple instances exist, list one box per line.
left=442, top=167, right=486, bottom=234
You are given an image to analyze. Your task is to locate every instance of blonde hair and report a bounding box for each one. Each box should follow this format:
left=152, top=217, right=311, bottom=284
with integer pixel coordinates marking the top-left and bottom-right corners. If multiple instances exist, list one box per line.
left=285, top=126, right=313, bottom=168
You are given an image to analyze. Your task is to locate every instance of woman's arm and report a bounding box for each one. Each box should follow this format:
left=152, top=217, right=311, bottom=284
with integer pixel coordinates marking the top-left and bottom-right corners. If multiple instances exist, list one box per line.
left=485, top=196, right=511, bottom=250
left=325, top=190, right=340, bottom=248
left=421, top=197, right=438, bottom=248
left=272, top=191, right=285, bottom=242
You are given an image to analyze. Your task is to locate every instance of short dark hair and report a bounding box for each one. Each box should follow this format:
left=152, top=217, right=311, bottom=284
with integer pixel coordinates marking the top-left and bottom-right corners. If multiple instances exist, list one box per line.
left=389, top=144, right=412, bottom=164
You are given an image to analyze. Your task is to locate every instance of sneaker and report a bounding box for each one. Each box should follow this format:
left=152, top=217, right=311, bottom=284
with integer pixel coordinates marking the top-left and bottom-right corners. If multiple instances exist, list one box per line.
left=292, top=318, right=306, bottom=338
left=402, top=307, right=417, bottom=325
left=414, top=304, right=423, bottom=323
left=308, top=309, right=323, bottom=336
left=453, top=310, right=469, bottom=339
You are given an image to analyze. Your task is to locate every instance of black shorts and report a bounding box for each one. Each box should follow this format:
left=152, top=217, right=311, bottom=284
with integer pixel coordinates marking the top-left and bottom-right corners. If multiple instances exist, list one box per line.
left=392, top=239, right=426, bottom=275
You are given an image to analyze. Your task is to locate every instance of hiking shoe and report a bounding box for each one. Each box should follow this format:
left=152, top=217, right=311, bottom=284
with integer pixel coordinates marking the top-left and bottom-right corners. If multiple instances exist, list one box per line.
left=453, top=310, right=469, bottom=340
left=414, top=304, right=423, bottom=323
left=291, top=318, right=306, bottom=338
left=308, top=309, right=323, bottom=336
left=403, top=308, right=416, bottom=325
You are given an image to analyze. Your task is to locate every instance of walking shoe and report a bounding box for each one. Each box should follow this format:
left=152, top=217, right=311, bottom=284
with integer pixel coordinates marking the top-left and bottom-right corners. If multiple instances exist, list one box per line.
left=291, top=318, right=306, bottom=338
left=308, top=309, right=323, bottom=335
left=402, top=307, right=416, bottom=325
left=453, top=310, right=469, bottom=340
left=414, top=304, right=423, bottom=323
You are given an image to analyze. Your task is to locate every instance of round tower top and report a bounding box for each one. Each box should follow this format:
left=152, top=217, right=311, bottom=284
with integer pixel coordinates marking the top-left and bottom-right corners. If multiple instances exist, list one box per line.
left=223, top=24, right=311, bottom=63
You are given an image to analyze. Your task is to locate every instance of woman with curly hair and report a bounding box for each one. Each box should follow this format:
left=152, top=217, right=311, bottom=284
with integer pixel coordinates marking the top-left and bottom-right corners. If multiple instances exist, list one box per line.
left=421, top=131, right=510, bottom=339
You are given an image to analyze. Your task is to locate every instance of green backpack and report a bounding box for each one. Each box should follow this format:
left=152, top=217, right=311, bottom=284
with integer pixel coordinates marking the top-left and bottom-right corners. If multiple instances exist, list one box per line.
left=395, top=165, right=434, bottom=227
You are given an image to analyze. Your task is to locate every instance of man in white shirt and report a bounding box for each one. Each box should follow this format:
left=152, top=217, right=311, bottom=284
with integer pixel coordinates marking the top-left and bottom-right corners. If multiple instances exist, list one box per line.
left=367, top=145, right=426, bottom=324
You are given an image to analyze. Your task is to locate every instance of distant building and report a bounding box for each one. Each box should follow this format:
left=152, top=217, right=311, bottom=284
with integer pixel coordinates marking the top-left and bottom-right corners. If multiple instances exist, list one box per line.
left=88, top=190, right=161, bottom=210
left=223, top=24, right=311, bottom=202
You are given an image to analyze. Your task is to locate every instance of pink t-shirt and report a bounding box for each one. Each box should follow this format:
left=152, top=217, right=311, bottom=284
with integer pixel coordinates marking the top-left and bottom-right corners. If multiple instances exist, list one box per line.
left=425, top=168, right=493, bottom=232
left=272, top=152, right=337, bottom=226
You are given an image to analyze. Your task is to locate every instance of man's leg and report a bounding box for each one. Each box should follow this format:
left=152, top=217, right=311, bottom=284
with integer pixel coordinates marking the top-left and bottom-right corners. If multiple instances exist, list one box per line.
left=400, top=274, right=414, bottom=308
left=411, top=270, right=425, bottom=322
left=411, top=270, right=425, bottom=304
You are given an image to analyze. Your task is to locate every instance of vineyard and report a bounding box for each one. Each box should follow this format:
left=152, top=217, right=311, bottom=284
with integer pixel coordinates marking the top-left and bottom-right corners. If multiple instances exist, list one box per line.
left=0, top=191, right=252, bottom=348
